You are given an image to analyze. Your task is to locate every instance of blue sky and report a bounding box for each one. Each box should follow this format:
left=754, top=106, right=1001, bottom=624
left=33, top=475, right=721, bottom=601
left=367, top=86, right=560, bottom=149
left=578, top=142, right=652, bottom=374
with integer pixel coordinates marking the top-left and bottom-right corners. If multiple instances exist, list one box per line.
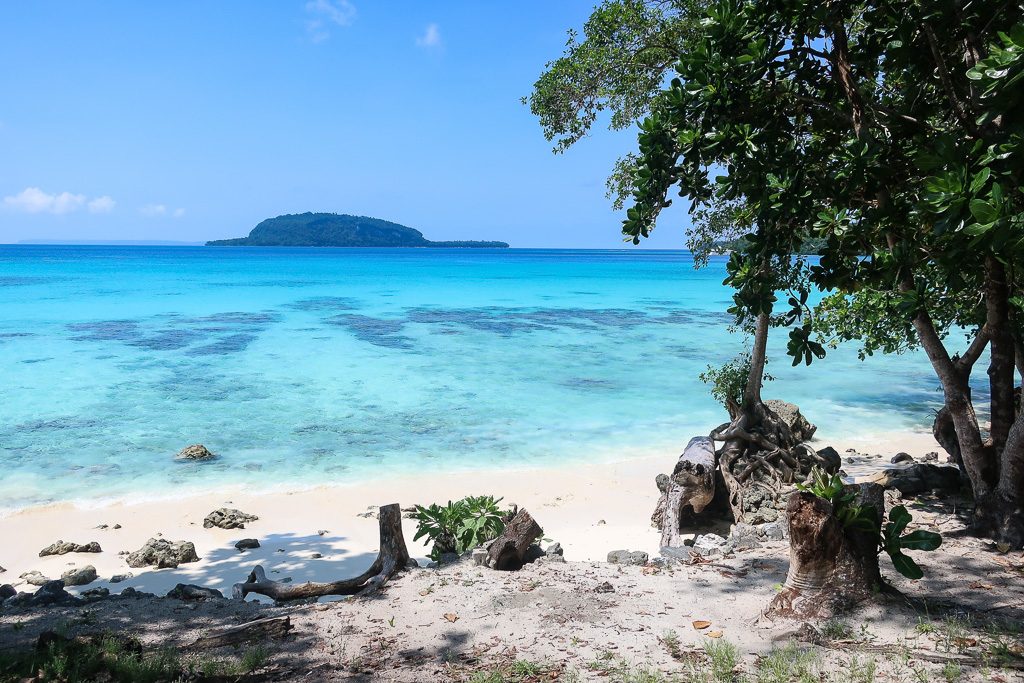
left=0, top=2, right=690, bottom=248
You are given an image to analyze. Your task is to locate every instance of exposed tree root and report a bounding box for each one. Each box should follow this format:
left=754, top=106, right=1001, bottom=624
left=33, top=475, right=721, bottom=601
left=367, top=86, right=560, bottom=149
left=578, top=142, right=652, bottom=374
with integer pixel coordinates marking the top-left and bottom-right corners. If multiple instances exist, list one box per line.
left=232, top=503, right=410, bottom=602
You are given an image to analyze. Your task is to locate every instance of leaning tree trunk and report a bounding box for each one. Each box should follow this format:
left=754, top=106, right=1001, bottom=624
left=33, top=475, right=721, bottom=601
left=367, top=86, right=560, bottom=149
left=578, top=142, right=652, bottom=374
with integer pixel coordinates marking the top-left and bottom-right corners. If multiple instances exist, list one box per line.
left=233, top=503, right=410, bottom=602
left=909, top=257, right=1024, bottom=549
left=766, top=484, right=884, bottom=619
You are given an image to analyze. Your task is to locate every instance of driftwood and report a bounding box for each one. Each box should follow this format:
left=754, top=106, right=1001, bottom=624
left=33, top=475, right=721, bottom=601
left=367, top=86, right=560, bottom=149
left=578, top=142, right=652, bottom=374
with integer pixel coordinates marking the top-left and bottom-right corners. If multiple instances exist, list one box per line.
left=190, top=616, right=292, bottom=649
left=652, top=437, right=719, bottom=547
left=766, top=485, right=884, bottom=618
left=486, top=508, right=542, bottom=570
left=232, top=503, right=410, bottom=601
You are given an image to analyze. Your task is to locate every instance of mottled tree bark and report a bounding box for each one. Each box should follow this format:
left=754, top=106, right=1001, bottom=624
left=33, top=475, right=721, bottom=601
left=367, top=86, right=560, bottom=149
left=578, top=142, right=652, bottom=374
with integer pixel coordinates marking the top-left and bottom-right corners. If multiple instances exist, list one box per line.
left=767, top=485, right=884, bottom=618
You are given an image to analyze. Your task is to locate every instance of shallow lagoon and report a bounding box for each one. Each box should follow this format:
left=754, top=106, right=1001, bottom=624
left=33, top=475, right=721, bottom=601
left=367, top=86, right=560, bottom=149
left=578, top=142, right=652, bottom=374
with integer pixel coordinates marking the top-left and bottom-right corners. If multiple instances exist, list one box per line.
left=0, top=246, right=943, bottom=508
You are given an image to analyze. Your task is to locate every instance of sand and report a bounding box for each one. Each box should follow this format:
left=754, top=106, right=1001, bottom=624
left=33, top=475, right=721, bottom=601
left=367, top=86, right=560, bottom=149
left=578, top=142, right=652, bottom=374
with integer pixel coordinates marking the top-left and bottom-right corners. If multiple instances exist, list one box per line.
left=0, top=428, right=942, bottom=600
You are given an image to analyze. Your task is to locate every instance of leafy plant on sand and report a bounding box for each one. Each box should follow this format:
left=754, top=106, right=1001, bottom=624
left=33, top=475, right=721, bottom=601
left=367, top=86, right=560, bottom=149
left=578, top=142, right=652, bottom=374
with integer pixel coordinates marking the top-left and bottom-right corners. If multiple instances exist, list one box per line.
left=413, top=495, right=508, bottom=561
left=798, top=467, right=942, bottom=579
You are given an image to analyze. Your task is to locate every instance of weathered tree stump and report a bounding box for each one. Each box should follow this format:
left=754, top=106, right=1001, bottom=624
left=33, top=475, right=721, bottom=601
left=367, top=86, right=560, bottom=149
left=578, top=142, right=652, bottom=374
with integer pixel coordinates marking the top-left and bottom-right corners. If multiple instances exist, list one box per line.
left=652, top=437, right=719, bottom=547
left=232, top=503, right=410, bottom=601
left=767, top=484, right=884, bottom=618
left=486, top=508, right=542, bottom=570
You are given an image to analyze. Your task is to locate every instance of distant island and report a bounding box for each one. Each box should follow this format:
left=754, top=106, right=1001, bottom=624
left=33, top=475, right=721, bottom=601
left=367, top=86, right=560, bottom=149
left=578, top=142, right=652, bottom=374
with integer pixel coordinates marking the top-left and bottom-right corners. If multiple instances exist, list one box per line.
left=206, top=213, right=509, bottom=248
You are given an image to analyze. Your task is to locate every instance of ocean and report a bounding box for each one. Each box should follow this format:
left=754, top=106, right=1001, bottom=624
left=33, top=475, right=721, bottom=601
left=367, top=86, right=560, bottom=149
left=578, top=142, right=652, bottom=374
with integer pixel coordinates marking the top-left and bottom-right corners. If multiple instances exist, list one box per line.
left=0, top=245, right=943, bottom=509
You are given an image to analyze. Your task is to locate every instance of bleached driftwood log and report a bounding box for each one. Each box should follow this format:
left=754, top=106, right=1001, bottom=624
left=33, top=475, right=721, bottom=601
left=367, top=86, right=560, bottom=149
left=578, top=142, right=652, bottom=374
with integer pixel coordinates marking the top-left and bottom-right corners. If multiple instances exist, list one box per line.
left=190, top=616, right=292, bottom=649
left=652, top=437, right=718, bottom=547
left=232, top=503, right=410, bottom=601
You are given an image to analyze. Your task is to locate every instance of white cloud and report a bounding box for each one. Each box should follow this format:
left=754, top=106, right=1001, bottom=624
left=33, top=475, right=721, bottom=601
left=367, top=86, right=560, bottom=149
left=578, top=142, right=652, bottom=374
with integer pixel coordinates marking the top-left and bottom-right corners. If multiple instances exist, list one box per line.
left=173, top=208, right=186, bottom=218
left=140, top=204, right=167, bottom=217
left=87, top=196, right=116, bottom=213
left=305, top=0, right=356, bottom=42
left=416, top=23, right=442, bottom=49
left=3, top=187, right=94, bottom=215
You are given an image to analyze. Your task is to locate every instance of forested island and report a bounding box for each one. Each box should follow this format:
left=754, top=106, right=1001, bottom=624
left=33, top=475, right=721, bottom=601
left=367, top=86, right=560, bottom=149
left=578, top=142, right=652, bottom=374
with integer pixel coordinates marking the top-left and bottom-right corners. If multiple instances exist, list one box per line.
left=206, top=213, right=509, bottom=248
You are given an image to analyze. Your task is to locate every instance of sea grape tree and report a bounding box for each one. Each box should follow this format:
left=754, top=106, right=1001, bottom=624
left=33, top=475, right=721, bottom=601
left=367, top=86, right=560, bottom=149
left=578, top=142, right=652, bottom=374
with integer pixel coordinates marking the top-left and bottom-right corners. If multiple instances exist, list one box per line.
left=622, top=0, right=1024, bottom=546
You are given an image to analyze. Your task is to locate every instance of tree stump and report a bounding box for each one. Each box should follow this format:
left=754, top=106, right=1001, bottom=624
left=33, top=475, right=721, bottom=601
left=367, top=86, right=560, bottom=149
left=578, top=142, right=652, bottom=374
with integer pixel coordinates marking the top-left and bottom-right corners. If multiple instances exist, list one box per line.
left=486, top=508, right=542, bottom=570
left=767, top=484, right=883, bottom=618
left=232, top=503, right=410, bottom=601
left=652, top=437, right=719, bottom=547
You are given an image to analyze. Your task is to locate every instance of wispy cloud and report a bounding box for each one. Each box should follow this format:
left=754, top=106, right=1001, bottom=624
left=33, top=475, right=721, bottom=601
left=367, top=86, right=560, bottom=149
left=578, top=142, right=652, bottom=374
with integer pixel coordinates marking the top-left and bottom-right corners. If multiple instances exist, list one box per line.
left=3, top=187, right=115, bottom=215
left=140, top=204, right=185, bottom=218
left=305, top=0, right=356, bottom=43
left=415, top=23, right=442, bottom=49
left=88, top=196, right=116, bottom=213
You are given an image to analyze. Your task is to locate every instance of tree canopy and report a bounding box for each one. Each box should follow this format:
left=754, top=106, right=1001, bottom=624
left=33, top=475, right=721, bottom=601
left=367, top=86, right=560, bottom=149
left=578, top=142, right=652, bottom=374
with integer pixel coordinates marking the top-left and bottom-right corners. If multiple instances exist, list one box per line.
left=621, top=0, right=1024, bottom=546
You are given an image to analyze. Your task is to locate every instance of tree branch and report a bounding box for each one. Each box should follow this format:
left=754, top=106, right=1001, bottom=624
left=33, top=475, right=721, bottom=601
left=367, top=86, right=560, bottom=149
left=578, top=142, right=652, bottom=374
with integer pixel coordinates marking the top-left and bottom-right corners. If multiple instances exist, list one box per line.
left=921, top=21, right=979, bottom=136
left=956, top=325, right=992, bottom=374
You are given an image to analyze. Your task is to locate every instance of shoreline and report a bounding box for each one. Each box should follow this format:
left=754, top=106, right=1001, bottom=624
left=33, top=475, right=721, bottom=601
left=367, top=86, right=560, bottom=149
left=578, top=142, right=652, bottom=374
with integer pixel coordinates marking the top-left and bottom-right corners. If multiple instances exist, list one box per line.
left=0, top=428, right=941, bottom=602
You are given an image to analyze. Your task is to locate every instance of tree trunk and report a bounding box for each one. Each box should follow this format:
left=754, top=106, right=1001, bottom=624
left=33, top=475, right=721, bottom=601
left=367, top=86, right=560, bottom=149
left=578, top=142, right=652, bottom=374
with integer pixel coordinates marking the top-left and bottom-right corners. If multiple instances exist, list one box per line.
left=705, top=312, right=832, bottom=525
left=767, top=485, right=884, bottom=618
left=911, top=278, right=1024, bottom=549
left=486, top=508, right=543, bottom=570
left=232, top=503, right=410, bottom=602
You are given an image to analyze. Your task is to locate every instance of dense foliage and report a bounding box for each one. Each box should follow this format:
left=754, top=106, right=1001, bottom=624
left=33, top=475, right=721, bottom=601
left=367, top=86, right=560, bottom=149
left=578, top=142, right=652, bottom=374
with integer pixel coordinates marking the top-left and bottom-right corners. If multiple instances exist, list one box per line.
left=413, top=495, right=509, bottom=561
left=525, top=0, right=704, bottom=209
left=207, top=212, right=509, bottom=248
left=621, top=0, right=1024, bottom=545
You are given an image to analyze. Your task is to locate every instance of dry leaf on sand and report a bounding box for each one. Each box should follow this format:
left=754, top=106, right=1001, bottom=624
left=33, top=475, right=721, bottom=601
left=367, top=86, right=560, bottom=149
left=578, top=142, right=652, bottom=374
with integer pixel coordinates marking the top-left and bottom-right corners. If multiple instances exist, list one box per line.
left=443, top=613, right=459, bottom=623
left=692, top=620, right=711, bottom=630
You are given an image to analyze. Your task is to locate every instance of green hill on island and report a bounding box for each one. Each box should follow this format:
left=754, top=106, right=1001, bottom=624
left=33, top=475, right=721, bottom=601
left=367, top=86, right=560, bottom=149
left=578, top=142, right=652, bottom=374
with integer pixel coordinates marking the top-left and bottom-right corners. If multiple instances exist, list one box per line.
left=206, top=213, right=509, bottom=248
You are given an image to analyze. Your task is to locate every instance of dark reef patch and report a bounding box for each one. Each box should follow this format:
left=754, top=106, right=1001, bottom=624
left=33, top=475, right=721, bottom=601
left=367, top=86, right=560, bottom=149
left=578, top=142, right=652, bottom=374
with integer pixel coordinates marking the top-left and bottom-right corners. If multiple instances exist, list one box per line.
left=189, top=333, right=259, bottom=356
left=288, top=297, right=361, bottom=312
left=0, top=276, right=51, bottom=287
left=561, top=377, right=620, bottom=392
left=326, top=314, right=412, bottom=349
left=66, top=311, right=278, bottom=356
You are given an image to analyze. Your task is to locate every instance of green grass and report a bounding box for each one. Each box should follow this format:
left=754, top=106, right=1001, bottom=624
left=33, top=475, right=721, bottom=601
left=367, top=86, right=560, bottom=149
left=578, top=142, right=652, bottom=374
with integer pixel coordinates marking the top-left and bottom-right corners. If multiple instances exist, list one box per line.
left=0, top=632, right=267, bottom=682
left=467, top=659, right=565, bottom=683
left=821, top=619, right=854, bottom=640
left=704, top=639, right=739, bottom=682
left=941, top=660, right=963, bottom=682
left=757, top=642, right=820, bottom=683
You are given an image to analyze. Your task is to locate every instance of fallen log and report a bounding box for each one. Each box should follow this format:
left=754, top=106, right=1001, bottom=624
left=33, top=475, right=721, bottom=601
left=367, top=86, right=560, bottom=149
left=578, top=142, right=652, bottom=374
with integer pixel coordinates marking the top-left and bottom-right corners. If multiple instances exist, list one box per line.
left=766, top=484, right=884, bottom=619
left=652, top=437, right=718, bottom=547
left=232, top=503, right=410, bottom=601
left=486, top=508, right=542, bottom=570
left=190, top=616, right=292, bottom=649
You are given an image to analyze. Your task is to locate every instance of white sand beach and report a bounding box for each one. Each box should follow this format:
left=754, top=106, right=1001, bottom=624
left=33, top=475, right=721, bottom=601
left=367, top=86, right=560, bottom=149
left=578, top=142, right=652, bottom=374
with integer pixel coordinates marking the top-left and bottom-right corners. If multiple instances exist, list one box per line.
left=0, top=429, right=941, bottom=600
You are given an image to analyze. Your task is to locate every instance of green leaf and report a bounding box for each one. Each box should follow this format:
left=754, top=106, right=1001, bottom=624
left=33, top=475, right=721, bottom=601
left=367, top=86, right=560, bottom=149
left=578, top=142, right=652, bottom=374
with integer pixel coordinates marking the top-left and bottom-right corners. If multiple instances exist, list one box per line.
left=889, top=550, right=924, bottom=579
left=889, top=505, right=912, bottom=537
left=900, top=529, right=942, bottom=551
left=969, top=199, right=998, bottom=224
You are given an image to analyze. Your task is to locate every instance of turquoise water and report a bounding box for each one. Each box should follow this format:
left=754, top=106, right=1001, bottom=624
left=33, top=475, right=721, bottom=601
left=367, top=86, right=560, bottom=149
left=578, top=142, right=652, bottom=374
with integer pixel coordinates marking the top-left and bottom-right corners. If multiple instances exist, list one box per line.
left=0, top=246, right=943, bottom=509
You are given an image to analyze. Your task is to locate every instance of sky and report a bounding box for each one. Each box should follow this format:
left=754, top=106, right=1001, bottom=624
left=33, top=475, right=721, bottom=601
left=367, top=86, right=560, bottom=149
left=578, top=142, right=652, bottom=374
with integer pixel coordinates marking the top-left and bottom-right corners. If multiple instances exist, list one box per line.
left=0, top=2, right=691, bottom=248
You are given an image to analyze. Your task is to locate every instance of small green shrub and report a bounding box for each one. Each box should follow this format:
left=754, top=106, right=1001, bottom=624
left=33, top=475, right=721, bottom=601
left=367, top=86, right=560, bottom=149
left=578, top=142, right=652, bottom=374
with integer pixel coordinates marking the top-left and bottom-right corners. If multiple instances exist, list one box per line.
left=699, top=353, right=773, bottom=410
left=413, top=495, right=508, bottom=561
